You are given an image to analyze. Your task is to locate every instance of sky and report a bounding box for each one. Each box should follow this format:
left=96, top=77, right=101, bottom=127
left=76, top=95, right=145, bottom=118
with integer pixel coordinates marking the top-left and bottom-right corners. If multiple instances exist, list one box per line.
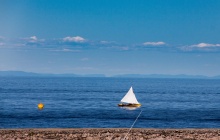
left=0, top=0, right=220, bottom=76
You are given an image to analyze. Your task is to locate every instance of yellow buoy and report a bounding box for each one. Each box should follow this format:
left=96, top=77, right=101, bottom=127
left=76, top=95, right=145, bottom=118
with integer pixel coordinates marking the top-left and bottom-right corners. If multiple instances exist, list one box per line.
left=38, top=103, right=44, bottom=110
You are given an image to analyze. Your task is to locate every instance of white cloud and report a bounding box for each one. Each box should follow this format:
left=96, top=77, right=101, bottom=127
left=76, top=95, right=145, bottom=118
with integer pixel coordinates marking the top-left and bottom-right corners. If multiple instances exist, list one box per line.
left=100, top=41, right=110, bottom=44
left=30, top=36, right=37, bottom=41
left=180, top=42, right=220, bottom=52
left=63, top=48, right=72, bottom=52
left=143, top=41, right=166, bottom=46
left=100, top=40, right=116, bottom=44
left=191, top=43, right=220, bottom=48
left=21, top=36, right=44, bottom=44
left=26, top=36, right=38, bottom=43
left=50, top=48, right=81, bottom=52
left=63, top=36, right=86, bottom=43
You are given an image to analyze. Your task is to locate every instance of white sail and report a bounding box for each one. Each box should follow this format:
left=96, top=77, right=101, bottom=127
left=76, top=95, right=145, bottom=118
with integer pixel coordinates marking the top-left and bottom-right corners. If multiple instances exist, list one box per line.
left=121, top=87, right=140, bottom=104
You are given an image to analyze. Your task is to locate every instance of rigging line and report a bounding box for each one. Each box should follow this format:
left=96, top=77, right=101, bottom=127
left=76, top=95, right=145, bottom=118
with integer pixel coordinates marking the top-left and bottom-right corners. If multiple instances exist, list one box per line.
left=122, top=110, right=142, bottom=140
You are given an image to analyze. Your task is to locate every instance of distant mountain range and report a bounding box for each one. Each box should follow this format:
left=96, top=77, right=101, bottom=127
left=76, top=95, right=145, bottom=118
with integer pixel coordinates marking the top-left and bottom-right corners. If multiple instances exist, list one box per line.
left=0, top=71, right=105, bottom=77
left=0, top=71, right=220, bottom=79
left=113, top=74, right=210, bottom=79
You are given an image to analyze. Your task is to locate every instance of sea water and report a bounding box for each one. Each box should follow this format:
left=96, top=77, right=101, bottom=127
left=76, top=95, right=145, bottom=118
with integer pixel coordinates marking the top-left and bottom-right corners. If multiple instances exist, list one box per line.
left=0, top=77, right=220, bottom=128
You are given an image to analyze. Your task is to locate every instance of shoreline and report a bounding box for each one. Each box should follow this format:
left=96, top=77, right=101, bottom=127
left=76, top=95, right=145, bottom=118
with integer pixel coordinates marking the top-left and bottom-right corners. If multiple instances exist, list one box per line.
left=0, top=128, right=219, bottom=140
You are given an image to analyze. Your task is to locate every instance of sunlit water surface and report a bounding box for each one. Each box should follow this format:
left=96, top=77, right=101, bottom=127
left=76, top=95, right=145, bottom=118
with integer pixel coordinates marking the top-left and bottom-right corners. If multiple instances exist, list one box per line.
left=0, top=77, right=220, bottom=128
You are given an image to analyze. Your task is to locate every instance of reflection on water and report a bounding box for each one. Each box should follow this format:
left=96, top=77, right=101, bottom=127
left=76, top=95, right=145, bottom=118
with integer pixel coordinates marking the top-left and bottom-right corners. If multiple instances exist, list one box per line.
left=119, top=106, right=140, bottom=110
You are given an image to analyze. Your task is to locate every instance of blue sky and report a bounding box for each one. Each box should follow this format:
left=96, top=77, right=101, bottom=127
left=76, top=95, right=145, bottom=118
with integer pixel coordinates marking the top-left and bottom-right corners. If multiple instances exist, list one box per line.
left=0, top=0, right=220, bottom=76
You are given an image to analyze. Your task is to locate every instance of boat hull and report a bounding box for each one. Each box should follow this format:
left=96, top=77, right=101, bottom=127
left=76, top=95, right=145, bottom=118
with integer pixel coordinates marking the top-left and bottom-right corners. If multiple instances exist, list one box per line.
left=118, top=103, right=141, bottom=107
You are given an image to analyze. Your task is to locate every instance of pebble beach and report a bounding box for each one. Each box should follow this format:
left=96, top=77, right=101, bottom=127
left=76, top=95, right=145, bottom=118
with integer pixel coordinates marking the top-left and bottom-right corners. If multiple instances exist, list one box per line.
left=0, top=128, right=220, bottom=140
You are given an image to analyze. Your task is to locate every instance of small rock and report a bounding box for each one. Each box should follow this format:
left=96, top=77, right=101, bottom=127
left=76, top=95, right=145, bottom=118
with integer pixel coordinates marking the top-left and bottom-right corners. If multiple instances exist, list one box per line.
left=86, top=136, right=93, bottom=140
left=82, top=133, right=87, bottom=137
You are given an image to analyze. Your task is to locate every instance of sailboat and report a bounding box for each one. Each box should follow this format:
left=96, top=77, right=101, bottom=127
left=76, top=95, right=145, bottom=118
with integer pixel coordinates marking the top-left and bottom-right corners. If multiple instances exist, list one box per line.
left=118, top=87, right=141, bottom=107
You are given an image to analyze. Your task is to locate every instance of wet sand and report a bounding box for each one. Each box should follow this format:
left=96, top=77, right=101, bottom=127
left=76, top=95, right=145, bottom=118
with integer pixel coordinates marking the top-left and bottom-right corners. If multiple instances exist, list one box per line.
left=0, top=128, right=220, bottom=140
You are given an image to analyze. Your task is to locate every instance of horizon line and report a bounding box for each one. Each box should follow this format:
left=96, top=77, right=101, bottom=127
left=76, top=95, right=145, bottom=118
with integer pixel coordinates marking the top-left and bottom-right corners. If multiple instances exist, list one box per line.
left=0, top=70, right=219, bottom=78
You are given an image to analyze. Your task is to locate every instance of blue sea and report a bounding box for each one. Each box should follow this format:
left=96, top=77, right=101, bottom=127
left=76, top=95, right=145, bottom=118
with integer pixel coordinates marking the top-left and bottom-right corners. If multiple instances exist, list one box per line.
left=0, top=77, right=220, bottom=128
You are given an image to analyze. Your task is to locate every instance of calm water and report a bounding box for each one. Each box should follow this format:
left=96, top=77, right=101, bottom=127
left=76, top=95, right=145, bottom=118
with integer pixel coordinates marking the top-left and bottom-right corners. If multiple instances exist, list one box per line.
left=0, top=77, right=220, bottom=128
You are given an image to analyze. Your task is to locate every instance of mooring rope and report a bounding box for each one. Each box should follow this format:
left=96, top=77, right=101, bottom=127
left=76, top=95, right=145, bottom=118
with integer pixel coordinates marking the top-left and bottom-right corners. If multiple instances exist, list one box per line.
left=122, top=110, right=142, bottom=140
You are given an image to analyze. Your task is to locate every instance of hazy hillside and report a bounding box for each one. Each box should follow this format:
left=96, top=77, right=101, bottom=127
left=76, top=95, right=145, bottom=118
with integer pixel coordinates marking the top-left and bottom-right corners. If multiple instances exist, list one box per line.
left=0, top=71, right=219, bottom=79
